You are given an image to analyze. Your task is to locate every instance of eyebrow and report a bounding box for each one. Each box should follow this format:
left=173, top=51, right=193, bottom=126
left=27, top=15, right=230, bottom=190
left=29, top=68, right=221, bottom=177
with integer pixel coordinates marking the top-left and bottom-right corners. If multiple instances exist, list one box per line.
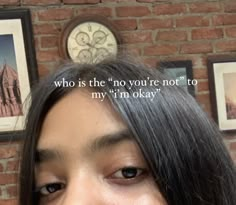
left=35, top=129, right=133, bottom=164
left=35, top=148, right=63, bottom=164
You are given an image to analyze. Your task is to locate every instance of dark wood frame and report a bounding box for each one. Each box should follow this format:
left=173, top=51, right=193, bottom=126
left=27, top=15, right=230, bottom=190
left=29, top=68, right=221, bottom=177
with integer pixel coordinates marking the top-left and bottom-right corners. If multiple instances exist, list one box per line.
left=59, top=14, right=122, bottom=61
left=0, top=8, right=38, bottom=141
left=159, top=60, right=195, bottom=97
left=207, top=55, right=236, bottom=131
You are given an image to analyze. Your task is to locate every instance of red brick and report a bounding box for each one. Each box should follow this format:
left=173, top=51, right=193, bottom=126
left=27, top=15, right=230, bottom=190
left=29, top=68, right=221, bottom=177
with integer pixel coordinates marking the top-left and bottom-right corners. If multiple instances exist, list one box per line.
left=102, top=0, right=135, bottom=2
left=224, top=2, right=236, bottom=13
left=153, top=3, right=186, bottom=15
left=34, top=37, right=40, bottom=50
left=0, top=0, right=19, bottom=5
left=38, top=63, right=51, bottom=77
left=77, top=7, right=112, bottom=17
left=195, top=58, right=207, bottom=68
left=0, top=200, right=17, bottom=205
left=41, top=36, right=58, bottom=48
left=189, top=2, right=220, bottom=13
left=0, top=173, right=17, bottom=185
left=38, top=8, right=73, bottom=21
left=225, top=27, right=236, bottom=38
left=0, top=147, right=18, bottom=159
left=213, top=14, right=236, bottom=26
left=137, top=0, right=159, bottom=2
left=216, top=40, right=236, bottom=52
left=231, top=152, right=236, bottom=162
left=143, top=57, right=158, bottom=68
left=22, top=0, right=60, bottom=5
left=0, top=163, right=4, bottom=172
left=125, top=46, right=142, bottom=56
left=116, top=6, right=150, bottom=17
left=157, top=31, right=187, bottom=41
left=6, top=185, right=17, bottom=197
left=33, top=23, right=61, bottom=35
left=212, top=15, right=223, bottom=26
left=36, top=49, right=61, bottom=62
left=176, top=16, right=209, bottom=27
left=192, top=28, right=223, bottom=40
left=112, top=19, right=137, bottom=31
left=6, top=160, right=20, bottom=172
left=35, top=38, right=40, bottom=52
left=196, top=93, right=210, bottom=106
left=204, top=104, right=212, bottom=117
left=64, top=0, right=99, bottom=3
left=193, top=69, right=208, bottom=79
left=31, top=11, right=37, bottom=23
left=122, top=32, right=152, bottom=44
left=197, top=81, right=209, bottom=92
left=200, top=56, right=208, bottom=66
left=180, top=43, right=212, bottom=54
left=139, top=18, right=173, bottom=29
left=144, top=45, right=178, bottom=56
left=230, top=142, right=236, bottom=150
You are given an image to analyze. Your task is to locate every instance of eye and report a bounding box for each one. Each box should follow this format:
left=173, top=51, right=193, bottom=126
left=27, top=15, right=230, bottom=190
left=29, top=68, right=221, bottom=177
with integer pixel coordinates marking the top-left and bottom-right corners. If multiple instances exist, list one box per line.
left=111, top=167, right=146, bottom=179
left=36, top=183, right=65, bottom=196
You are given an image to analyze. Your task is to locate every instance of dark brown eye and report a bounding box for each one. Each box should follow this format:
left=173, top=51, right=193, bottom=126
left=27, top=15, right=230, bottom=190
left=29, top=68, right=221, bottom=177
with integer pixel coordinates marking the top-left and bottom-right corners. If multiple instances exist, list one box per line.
left=39, top=183, right=65, bottom=196
left=122, top=167, right=139, bottom=178
left=112, top=167, right=144, bottom=179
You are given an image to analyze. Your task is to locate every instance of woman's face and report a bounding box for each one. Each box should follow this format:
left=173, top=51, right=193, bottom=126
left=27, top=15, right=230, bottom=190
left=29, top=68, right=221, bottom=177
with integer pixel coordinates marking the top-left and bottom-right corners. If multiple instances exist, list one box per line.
left=35, top=89, right=166, bottom=205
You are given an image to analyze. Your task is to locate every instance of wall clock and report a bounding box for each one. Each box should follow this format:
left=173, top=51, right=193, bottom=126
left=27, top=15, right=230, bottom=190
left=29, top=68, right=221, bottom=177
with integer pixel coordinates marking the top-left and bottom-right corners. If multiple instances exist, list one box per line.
left=59, top=15, right=122, bottom=64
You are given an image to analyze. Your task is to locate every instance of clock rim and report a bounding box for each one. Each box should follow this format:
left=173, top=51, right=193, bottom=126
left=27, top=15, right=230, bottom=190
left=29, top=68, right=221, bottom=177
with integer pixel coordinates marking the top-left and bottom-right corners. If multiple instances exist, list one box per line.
left=59, top=14, right=122, bottom=61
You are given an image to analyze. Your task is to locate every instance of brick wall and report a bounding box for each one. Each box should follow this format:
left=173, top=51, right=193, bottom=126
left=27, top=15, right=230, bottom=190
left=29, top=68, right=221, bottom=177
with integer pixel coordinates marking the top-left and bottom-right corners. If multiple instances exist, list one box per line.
left=0, top=0, right=236, bottom=203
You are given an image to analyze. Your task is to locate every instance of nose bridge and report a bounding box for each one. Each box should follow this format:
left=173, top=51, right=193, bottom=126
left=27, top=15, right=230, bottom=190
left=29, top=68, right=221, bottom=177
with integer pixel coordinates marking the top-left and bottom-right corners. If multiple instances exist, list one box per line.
left=61, top=174, right=103, bottom=205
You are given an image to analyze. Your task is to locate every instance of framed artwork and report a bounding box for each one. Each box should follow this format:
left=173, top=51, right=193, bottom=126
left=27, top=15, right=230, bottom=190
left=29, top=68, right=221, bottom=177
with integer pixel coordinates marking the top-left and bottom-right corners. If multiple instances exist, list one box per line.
left=0, top=8, right=38, bottom=140
left=160, top=60, right=195, bottom=96
left=207, top=56, right=236, bottom=131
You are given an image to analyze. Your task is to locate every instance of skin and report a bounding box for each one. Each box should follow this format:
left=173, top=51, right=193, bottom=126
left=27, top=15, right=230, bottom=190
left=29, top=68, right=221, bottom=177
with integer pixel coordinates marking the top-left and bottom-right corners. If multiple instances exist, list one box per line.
left=35, top=89, right=167, bottom=205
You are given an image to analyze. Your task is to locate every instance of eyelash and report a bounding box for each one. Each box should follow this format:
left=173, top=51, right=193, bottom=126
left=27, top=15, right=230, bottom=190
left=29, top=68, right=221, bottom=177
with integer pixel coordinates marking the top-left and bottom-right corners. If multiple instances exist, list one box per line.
left=35, top=183, right=65, bottom=197
left=110, top=167, right=146, bottom=179
left=35, top=167, right=147, bottom=197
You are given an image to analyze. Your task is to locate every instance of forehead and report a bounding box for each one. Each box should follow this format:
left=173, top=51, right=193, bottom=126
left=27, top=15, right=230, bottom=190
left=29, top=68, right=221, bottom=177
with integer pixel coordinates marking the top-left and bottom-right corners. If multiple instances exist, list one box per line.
left=37, top=89, right=126, bottom=151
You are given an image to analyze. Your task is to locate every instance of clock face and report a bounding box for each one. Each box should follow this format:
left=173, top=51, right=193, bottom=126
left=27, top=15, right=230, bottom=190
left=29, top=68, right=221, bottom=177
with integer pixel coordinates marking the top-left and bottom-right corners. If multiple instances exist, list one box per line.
left=67, top=21, right=118, bottom=64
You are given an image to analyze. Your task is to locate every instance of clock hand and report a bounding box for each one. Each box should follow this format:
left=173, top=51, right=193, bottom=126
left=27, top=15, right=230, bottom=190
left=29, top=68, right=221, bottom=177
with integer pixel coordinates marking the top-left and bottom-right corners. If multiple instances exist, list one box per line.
left=86, top=43, right=98, bottom=50
left=92, top=33, right=109, bottom=46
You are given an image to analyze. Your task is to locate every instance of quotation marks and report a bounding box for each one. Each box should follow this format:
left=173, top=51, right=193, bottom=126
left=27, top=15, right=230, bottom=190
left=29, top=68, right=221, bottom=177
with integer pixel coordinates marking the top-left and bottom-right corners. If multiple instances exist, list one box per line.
left=109, top=89, right=119, bottom=93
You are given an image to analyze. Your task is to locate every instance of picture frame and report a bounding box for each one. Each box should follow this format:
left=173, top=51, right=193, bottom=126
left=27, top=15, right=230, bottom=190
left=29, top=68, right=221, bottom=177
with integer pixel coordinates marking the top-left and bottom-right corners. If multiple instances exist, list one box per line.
left=159, top=60, right=195, bottom=96
left=0, top=8, right=38, bottom=140
left=207, top=55, right=236, bottom=131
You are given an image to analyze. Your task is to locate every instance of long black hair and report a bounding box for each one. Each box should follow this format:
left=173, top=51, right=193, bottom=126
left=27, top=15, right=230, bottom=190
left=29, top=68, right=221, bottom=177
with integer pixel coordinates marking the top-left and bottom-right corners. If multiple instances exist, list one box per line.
left=20, top=57, right=236, bottom=205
